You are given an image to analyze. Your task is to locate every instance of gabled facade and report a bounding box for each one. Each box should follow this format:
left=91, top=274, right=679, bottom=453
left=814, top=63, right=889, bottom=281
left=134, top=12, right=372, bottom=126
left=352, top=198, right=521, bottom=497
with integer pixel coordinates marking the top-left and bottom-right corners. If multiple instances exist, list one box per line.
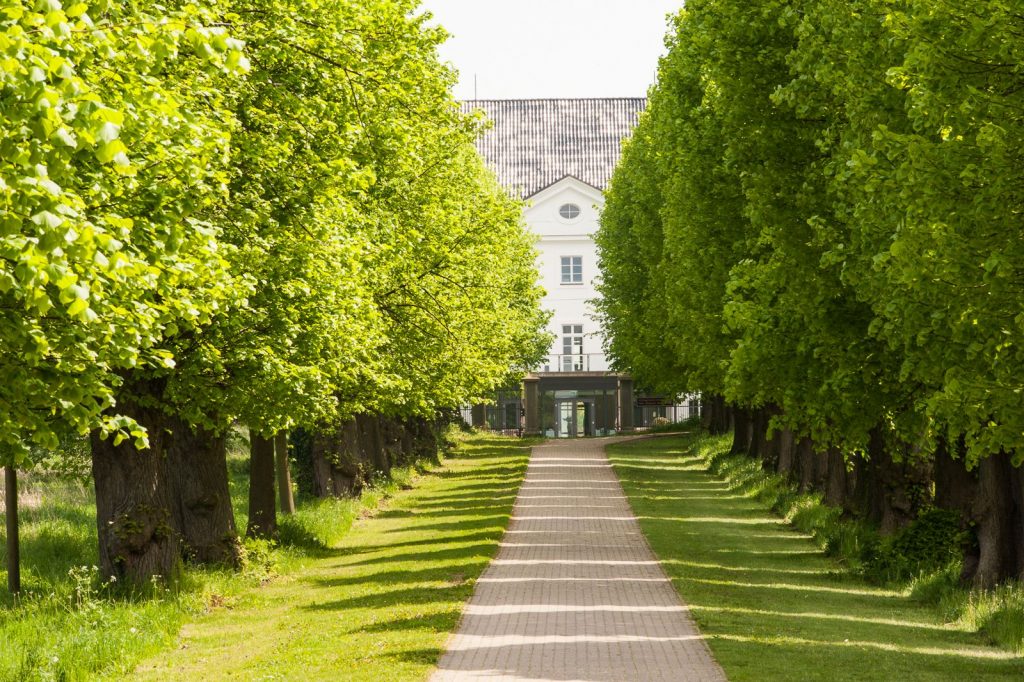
left=463, top=98, right=654, bottom=437
left=526, top=175, right=608, bottom=373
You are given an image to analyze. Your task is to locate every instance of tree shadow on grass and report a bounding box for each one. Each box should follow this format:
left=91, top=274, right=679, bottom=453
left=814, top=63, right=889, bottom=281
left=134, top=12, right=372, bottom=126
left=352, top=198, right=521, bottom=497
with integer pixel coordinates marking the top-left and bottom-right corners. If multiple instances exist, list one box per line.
left=338, top=530, right=502, bottom=557
left=299, top=437, right=530, bottom=616
left=607, top=436, right=1024, bottom=681
left=337, top=542, right=501, bottom=569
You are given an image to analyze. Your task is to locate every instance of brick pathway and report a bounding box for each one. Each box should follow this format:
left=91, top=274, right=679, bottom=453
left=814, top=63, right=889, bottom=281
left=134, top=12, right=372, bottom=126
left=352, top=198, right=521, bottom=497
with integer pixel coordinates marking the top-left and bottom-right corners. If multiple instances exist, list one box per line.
left=431, top=437, right=726, bottom=681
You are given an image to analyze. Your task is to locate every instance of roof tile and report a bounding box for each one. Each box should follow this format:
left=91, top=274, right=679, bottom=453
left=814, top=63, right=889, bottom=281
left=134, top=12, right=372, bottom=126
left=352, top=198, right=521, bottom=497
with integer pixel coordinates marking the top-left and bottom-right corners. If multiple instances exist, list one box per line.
left=461, top=98, right=646, bottom=198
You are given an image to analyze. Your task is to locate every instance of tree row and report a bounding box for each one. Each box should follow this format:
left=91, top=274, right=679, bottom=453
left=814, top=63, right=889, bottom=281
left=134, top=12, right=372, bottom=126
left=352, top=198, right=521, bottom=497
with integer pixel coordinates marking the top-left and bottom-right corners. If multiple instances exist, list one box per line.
left=597, top=0, right=1024, bottom=587
left=1, top=0, right=548, bottom=587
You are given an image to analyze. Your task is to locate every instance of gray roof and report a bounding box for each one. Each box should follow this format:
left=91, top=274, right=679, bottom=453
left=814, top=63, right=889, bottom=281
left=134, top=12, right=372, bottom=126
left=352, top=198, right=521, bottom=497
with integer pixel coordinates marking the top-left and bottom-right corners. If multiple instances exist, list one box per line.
left=462, top=98, right=646, bottom=198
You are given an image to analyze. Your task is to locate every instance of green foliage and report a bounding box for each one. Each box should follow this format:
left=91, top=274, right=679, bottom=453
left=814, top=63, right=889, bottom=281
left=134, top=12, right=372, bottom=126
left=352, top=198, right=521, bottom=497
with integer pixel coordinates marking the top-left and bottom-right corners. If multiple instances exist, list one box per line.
left=0, top=0, right=247, bottom=459
left=27, top=434, right=90, bottom=482
left=3, top=0, right=548, bottom=463
left=862, top=509, right=966, bottom=584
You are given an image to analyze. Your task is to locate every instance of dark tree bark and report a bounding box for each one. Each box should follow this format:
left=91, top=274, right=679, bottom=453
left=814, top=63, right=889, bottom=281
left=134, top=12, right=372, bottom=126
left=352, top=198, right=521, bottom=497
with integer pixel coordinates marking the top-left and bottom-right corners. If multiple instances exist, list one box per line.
left=275, top=432, right=295, bottom=515
left=407, top=415, right=441, bottom=463
left=311, top=418, right=363, bottom=498
left=750, top=405, right=778, bottom=467
left=848, top=427, right=930, bottom=533
left=91, top=392, right=178, bottom=586
left=702, top=394, right=730, bottom=435
left=700, top=397, right=713, bottom=432
left=730, top=407, right=751, bottom=455
left=399, top=421, right=415, bottom=464
left=356, top=413, right=388, bottom=476
left=796, top=436, right=819, bottom=493
left=823, top=447, right=850, bottom=508
left=5, top=466, right=20, bottom=594
left=246, top=431, right=277, bottom=539
left=775, top=427, right=796, bottom=479
left=311, top=438, right=335, bottom=499
left=165, top=416, right=239, bottom=566
left=1010, top=464, right=1024, bottom=580
left=969, top=452, right=1024, bottom=588
left=934, top=437, right=977, bottom=515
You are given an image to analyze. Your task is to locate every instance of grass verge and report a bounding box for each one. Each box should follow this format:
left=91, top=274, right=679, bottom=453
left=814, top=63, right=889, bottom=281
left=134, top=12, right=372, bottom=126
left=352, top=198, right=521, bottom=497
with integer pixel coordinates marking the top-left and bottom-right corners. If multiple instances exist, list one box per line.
left=1, top=432, right=532, bottom=681
left=127, top=433, right=533, bottom=681
left=608, top=432, right=1024, bottom=681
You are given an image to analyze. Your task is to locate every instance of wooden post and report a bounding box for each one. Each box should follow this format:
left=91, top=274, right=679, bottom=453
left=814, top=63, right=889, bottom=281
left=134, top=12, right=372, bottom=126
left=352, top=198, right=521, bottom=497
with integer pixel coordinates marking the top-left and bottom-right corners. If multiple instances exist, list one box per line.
left=275, top=432, right=295, bottom=515
left=5, top=466, right=20, bottom=594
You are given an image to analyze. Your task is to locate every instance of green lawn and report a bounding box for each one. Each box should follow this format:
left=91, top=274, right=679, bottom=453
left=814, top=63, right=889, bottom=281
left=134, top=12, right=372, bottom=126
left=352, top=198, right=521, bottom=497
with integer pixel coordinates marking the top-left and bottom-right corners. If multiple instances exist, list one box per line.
left=128, top=434, right=532, bottom=681
left=608, top=433, right=1024, bottom=681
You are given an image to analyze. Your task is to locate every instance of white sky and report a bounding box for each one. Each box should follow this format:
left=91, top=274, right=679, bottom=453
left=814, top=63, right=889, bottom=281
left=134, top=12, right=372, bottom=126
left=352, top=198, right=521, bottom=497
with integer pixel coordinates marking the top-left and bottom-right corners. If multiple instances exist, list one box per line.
left=417, top=0, right=683, bottom=100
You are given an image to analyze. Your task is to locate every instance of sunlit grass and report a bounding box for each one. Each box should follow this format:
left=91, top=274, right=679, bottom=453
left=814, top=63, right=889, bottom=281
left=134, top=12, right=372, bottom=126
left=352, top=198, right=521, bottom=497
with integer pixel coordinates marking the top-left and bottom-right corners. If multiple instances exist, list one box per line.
left=127, top=434, right=534, bottom=681
left=608, top=433, right=1024, bottom=681
left=1, top=433, right=531, bottom=681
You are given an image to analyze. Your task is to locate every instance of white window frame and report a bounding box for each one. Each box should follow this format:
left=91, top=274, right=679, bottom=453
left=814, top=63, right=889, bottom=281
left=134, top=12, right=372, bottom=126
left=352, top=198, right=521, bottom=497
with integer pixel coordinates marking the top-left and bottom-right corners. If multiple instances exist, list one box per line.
left=560, top=255, right=583, bottom=285
left=561, top=323, right=584, bottom=371
left=559, top=202, right=581, bottom=220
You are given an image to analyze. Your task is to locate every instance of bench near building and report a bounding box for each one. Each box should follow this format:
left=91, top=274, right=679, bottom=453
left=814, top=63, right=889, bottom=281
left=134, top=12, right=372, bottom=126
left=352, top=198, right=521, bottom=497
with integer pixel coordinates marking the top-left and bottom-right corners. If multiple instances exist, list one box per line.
left=463, top=98, right=696, bottom=437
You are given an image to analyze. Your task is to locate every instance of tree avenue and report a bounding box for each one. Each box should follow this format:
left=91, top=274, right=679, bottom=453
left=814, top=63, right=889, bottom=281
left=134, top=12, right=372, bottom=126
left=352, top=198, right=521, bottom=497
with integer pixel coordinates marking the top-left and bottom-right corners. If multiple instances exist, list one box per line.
left=597, top=0, right=1024, bottom=588
left=2, top=0, right=547, bottom=587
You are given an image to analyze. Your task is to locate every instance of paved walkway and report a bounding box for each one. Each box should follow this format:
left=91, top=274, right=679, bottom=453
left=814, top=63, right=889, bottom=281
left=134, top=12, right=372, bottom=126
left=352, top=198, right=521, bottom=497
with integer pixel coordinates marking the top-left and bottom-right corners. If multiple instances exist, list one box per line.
left=431, top=437, right=725, bottom=681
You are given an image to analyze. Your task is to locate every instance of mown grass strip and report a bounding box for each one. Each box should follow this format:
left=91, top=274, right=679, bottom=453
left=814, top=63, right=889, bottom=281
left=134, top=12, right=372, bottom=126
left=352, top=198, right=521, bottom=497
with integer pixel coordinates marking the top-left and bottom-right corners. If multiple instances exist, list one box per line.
left=608, top=433, right=1024, bottom=681
left=127, top=434, right=533, bottom=681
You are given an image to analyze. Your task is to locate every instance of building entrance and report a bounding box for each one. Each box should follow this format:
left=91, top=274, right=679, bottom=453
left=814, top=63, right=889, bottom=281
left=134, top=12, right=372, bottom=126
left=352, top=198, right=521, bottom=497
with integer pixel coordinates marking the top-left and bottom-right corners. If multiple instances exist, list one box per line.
left=553, top=398, right=595, bottom=438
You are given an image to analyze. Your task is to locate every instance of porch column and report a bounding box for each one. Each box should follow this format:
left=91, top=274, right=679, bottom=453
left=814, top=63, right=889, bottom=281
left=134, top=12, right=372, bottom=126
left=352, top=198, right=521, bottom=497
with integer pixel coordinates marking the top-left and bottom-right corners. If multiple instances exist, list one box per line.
left=617, top=376, right=635, bottom=432
left=523, top=376, right=540, bottom=436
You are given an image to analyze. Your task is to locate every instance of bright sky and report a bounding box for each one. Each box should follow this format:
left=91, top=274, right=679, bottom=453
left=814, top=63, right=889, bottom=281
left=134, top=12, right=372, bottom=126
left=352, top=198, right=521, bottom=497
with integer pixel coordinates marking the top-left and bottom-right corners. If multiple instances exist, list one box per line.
left=417, top=0, right=683, bottom=100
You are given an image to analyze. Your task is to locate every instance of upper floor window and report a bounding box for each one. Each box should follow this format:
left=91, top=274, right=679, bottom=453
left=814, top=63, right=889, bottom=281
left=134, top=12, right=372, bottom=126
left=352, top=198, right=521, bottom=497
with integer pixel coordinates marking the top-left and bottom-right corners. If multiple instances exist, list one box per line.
left=561, top=256, right=583, bottom=284
left=559, top=203, right=581, bottom=220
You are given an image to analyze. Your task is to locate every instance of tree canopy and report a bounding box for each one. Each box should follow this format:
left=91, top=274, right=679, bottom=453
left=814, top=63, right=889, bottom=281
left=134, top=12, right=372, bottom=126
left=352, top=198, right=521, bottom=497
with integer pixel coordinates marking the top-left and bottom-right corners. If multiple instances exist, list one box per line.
left=597, top=0, right=1024, bottom=586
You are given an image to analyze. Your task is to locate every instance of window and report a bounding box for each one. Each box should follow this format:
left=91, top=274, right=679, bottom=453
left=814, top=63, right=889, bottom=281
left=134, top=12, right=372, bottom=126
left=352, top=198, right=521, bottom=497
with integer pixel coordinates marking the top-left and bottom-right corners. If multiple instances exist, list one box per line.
left=560, top=256, right=583, bottom=284
left=559, top=203, right=581, bottom=220
left=562, top=324, right=583, bottom=371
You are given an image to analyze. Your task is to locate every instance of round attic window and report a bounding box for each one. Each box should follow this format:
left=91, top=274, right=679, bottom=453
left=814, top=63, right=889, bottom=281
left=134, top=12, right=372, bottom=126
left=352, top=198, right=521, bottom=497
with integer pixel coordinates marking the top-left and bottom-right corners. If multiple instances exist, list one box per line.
left=559, top=203, right=581, bottom=220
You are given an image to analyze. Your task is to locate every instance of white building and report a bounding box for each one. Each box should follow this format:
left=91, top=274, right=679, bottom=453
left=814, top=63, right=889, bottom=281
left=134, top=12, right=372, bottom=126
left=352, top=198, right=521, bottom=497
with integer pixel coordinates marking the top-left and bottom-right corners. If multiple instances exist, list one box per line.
left=465, top=98, right=689, bottom=437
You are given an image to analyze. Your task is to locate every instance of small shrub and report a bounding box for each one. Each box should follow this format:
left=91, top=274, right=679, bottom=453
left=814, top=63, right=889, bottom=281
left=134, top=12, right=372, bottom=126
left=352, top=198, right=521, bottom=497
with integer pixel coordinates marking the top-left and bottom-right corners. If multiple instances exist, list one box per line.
left=862, top=508, right=964, bottom=584
left=238, top=537, right=277, bottom=583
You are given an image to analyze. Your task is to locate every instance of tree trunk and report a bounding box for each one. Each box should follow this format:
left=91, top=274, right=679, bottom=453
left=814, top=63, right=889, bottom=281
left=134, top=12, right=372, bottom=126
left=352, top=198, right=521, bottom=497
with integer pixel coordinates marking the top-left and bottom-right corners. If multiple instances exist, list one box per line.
left=165, top=417, right=239, bottom=566
left=750, top=405, right=777, bottom=467
left=700, top=397, right=713, bottom=431
left=776, top=428, right=795, bottom=479
left=730, top=407, right=750, bottom=455
left=91, top=393, right=178, bottom=586
left=5, top=466, right=20, bottom=594
left=246, top=431, right=277, bottom=539
left=934, top=437, right=976, bottom=514
left=310, top=419, right=362, bottom=498
left=1010, top=463, right=1024, bottom=580
left=932, top=437, right=980, bottom=583
left=356, top=413, right=388, bottom=477
left=970, top=452, right=1024, bottom=588
left=275, top=432, right=295, bottom=515
left=703, top=394, right=729, bottom=435
left=848, top=427, right=929, bottom=533
left=823, top=447, right=849, bottom=508
left=796, top=436, right=818, bottom=493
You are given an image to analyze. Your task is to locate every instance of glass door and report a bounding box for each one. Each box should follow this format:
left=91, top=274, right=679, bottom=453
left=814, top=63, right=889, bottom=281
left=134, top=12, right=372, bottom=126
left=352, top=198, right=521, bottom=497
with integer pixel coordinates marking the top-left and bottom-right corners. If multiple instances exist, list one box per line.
left=554, top=399, right=596, bottom=437
left=555, top=399, right=576, bottom=438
